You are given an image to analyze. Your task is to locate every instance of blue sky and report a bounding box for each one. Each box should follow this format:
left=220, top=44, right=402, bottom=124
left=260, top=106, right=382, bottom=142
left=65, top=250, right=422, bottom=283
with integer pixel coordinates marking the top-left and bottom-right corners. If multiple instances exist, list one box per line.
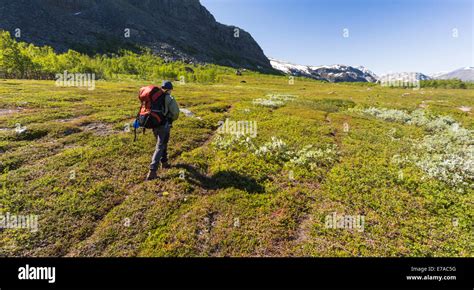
left=201, top=0, right=473, bottom=75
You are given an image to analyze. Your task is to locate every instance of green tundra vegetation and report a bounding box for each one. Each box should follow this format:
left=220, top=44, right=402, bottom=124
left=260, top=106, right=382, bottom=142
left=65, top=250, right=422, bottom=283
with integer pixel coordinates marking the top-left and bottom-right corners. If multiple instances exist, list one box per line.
left=0, top=31, right=239, bottom=83
left=0, top=31, right=473, bottom=257
left=420, top=79, right=474, bottom=89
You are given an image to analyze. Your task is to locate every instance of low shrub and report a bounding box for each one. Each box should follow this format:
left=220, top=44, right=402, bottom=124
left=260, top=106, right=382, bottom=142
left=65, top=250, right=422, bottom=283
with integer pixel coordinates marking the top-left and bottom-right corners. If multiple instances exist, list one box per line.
left=354, top=106, right=473, bottom=191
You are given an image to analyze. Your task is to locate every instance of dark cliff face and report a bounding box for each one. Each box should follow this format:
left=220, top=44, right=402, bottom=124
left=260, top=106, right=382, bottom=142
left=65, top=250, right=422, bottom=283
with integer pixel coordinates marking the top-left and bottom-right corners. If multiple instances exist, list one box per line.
left=0, top=0, right=272, bottom=70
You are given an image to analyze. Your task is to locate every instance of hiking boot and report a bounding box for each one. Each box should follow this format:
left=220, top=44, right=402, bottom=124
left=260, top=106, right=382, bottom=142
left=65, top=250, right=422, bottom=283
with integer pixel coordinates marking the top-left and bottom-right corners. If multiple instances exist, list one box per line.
left=161, top=161, right=171, bottom=169
left=145, top=170, right=158, bottom=181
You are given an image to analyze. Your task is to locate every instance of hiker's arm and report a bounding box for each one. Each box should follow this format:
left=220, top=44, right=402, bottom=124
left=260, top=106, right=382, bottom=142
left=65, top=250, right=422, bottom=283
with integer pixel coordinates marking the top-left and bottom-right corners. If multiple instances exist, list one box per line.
left=167, top=95, right=180, bottom=122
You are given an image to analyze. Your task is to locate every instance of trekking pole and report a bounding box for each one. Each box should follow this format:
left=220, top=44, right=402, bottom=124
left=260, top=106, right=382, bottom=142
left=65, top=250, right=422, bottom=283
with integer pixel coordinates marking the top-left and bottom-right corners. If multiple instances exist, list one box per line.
left=133, top=105, right=142, bottom=142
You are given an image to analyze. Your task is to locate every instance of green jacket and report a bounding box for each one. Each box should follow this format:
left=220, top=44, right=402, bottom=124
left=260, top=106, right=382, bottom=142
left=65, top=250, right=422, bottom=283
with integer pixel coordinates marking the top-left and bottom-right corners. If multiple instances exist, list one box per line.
left=164, top=94, right=180, bottom=122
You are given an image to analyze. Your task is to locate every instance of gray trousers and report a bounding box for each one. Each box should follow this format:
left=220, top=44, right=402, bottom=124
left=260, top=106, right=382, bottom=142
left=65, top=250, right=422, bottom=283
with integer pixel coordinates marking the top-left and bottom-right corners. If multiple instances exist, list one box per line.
left=149, top=122, right=171, bottom=171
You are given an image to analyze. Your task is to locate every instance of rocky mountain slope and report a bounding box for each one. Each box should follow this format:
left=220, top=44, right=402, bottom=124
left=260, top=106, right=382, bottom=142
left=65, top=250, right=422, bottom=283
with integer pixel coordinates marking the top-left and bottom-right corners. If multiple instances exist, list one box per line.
left=269, top=58, right=378, bottom=82
left=0, top=0, right=271, bottom=71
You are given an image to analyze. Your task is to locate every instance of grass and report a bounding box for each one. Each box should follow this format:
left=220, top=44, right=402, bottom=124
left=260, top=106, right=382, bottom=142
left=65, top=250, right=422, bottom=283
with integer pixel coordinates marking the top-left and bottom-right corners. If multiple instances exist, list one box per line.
left=0, top=73, right=472, bottom=257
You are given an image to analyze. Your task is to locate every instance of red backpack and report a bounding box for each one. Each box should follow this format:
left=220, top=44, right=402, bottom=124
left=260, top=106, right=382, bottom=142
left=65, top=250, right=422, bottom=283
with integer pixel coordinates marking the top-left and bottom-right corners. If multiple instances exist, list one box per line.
left=133, top=85, right=167, bottom=141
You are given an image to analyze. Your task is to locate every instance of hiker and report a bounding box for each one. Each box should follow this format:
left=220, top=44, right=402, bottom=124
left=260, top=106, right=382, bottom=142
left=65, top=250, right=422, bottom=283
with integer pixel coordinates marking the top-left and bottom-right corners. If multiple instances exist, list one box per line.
left=145, top=81, right=180, bottom=181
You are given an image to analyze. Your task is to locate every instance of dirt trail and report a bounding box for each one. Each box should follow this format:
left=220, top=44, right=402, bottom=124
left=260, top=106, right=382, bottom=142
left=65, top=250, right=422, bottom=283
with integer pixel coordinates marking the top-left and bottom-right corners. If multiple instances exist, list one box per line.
left=65, top=104, right=233, bottom=256
left=0, top=108, right=20, bottom=116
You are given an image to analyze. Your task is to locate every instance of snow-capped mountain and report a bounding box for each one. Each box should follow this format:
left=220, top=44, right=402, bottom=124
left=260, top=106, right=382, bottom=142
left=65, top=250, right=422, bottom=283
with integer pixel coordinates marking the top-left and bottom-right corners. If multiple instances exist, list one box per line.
left=430, top=71, right=450, bottom=79
left=433, top=67, right=474, bottom=82
left=269, top=58, right=378, bottom=83
left=356, top=66, right=379, bottom=81
left=270, top=58, right=314, bottom=76
left=377, top=72, right=432, bottom=84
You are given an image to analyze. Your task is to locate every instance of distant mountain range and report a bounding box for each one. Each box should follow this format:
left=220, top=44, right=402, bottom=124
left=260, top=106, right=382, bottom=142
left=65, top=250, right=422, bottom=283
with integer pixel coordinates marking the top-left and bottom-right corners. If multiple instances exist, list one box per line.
left=269, top=58, right=377, bottom=83
left=270, top=58, right=474, bottom=83
left=378, top=72, right=432, bottom=84
left=431, top=67, right=474, bottom=82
